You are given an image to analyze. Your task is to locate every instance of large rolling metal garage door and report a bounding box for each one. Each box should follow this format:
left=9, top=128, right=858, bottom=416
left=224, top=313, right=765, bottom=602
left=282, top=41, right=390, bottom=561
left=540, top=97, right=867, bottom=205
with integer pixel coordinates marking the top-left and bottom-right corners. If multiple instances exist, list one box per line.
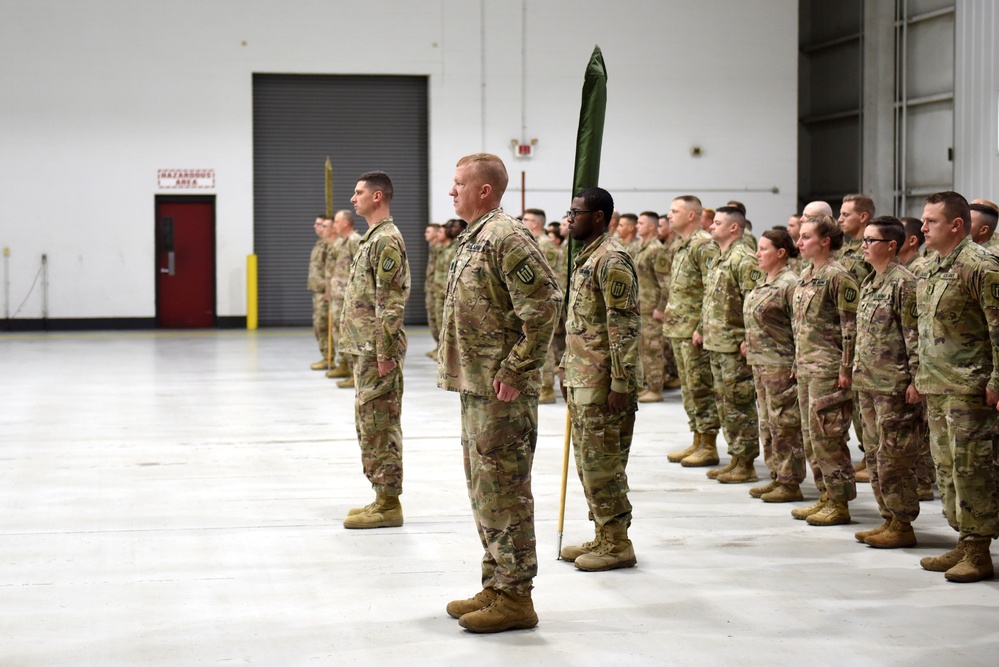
left=252, top=74, right=429, bottom=326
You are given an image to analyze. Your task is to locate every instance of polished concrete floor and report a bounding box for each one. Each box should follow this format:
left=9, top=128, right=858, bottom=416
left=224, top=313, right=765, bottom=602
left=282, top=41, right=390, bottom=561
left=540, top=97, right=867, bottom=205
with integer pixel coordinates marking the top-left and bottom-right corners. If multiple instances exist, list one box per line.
left=1, top=328, right=998, bottom=666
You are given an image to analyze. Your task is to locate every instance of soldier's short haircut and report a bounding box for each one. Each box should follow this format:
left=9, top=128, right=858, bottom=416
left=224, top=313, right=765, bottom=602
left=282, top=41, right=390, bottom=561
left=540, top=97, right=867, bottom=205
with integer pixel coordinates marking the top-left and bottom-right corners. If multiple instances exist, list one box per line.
left=971, top=203, right=999, bottom=233
left=639, top=210, right=659, bottom=220
left=868, top=216, right=905, bottom=250
left=901, top=217, right=924, bottom=246
left=337, top=209, right=355, bottom=227
left=675, top=195, right=703, bottom=215
left=803, top=213, right=845, bottom=251
left=358, top=171, right=394, bottom=201
left=444, top=217, right=468, bottom=239
left=761, top=227, right=799, bottom=259
left=726, top=200, right=747, bottom=216
left=925, top=191, right=971, bottom=233
left=714, top=205, right=747, bottom=230
left=523, top=208, right=546, bottom=221
left=457, top=153, right=509, bottom=199
left=619, top=213, right=638, bottom=224
left=702, top=207, right=714, bottom=219
left=321, top=215, right=335, bottom=222
left=842, top=194, right=876, bottom=219
left=574, top=187, right=615, bottom=225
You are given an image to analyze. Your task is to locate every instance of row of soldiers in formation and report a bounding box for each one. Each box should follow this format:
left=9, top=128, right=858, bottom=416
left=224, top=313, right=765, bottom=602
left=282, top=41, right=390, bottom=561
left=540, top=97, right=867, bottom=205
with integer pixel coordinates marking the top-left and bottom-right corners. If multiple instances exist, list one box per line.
left=307, top=162, right=999, bottom=634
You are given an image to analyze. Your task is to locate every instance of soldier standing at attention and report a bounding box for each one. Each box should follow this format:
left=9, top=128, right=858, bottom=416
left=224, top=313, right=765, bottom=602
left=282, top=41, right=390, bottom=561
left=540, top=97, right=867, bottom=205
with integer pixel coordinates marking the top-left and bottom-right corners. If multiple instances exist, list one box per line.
left=916, top=191, right=999, bottom=583
left=326, top=210, right=361, bottom=382
left=438, top=153, right=561, bottom=633
left=309, top=215, right=334, bottom=370
left=743, top=228, right=805, bottom=502
left=851, top=217, right=922, bottom=549
left=634, top=211, right=668, bottom=403
left=663, top=195, right=721, bottom=467
left=522, top=208, right=561, bottom=405
left=616, top=213, right=642, bottom=257
left=786, top=214, right=804, bottom=274
left=338, top=171, right=410, bottom=530
left=557, top=186, right=641, bottom=571
left=790, top=214, right=860, bottom=526
left=657, top=214, right=681, bottom=390
left=423, top=223, right=443, bottom=359
left=699, top=206, right=762, bottom=484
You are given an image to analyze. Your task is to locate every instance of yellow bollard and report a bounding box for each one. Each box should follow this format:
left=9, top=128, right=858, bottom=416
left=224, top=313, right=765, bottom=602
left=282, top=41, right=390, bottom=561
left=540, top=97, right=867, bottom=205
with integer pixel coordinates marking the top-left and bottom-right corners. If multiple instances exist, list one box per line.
left=246, top=254, right=258, bottom=330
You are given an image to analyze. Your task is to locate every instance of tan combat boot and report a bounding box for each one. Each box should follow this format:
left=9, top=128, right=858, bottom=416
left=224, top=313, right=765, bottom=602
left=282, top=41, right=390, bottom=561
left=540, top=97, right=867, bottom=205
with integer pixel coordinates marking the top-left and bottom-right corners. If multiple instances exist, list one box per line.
left=865, top=518, right=916, bottom=549
left=806, top=499, right=850, bottom=526
left=718, top=457, right=759, bottom=484
left=343, top=493, right=403, bottom=529
left=638, top=387, right=663, bottom=403
left=325, top=361, right=351, bottom=379
left=446, top=588, right=498, bottom=619
left=458, top=589, right=538, bottom=632
left=667, top=433, right=700, bottom=463
left=425, top=348, right=438, bottom=360
left=311, top=358, right=330, bottom=371
left=945, top=539, right=995, bottom=583
left=538, top=385, right=556, bottom=405
left=855, top=518, right=890, bottom=543
left=920, top=539, right=965, bottom=572
left=574, top=522, right=637, bottom=572
left=791, top=493, right=829, bottom=520
left=854, top=457, right=870, bottom=483
left=749, top=479, right=779, bottom=499
left=663, top=377, right=682, bottom=389
left=762, top=483, right=803, bottom=503
left=336, top=374, right=355, bottom=389
left=560, top=524, right=605, bottom=562
left=681, top=432, right=719, bottom=467
left=706, top=456, right=738, bottom=480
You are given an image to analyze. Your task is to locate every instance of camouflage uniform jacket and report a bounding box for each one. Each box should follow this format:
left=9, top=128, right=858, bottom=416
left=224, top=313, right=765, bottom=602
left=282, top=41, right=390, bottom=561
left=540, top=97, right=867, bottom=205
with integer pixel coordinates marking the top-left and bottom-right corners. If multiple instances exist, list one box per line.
left=740, top=230, right=758, bottom=251
left=338, top=217, right=410, bottom=362
left=915, top=236, right=999, bottom=396
left=982, top=235, right=999, bottom=257
left=323, top=235, right=341, bottom=288
left=536, top=234, right=561, bottom=276
left=703, top=240, right=761, bottom=354
left=792, top=259, right=859, bottom=379
left=744, top=266, right=798, bottom=367
left=662, top=229, right=719, bottom=339
left=434, top=241, right=457, bottom=292
left=330, top=231, right=362, bottom=296
left=560, top=233, right=642, bottom=394
left=853, top=262, right=919, bottom=394
left=837, top=238, right=872, bottom=286
left=619, top=237, right=642, bottom=258
left=438, top=208, right=562, bottom=397
left=308, top=238, right=330, bottom=293
left=904, top=252, right=933, bottom=279
left=634, top=237, right=670, bottom=317
left=425, top=242, right=442, bottom=292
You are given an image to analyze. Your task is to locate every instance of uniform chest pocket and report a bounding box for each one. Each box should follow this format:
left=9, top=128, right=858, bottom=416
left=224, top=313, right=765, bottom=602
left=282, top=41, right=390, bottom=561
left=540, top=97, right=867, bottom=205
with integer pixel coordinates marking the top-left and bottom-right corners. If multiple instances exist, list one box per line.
left=929, top=279, right=967, bottom=328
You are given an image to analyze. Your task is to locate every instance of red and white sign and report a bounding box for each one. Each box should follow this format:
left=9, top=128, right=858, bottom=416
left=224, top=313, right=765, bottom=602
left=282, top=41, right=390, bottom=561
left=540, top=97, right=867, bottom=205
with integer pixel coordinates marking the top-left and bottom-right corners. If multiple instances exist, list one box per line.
left=158, top=169, right=215, bottom=189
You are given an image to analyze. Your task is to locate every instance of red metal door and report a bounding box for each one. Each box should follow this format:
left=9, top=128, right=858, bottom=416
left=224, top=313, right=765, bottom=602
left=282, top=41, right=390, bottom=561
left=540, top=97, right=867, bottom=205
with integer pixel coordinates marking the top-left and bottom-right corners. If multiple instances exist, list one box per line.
left=156, top=198, right=216, bottom=328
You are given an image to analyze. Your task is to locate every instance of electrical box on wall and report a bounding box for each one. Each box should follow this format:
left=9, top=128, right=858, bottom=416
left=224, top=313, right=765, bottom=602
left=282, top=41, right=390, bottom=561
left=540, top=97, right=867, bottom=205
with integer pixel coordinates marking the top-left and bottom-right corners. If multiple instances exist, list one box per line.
left=511, top=138, right=538, bottom=159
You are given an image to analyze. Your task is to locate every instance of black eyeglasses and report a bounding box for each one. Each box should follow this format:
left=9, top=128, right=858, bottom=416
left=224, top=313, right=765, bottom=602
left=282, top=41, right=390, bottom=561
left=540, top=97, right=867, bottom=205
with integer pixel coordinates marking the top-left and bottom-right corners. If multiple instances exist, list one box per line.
left=861, top=238, right=891, bottom=246
left=566, top=209, right=595, bottom=219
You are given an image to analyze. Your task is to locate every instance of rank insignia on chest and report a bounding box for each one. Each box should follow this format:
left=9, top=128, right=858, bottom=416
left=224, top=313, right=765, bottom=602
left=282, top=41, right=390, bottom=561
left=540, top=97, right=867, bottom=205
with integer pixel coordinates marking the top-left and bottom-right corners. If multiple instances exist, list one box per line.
left=611, top=281, right=626, bottom=298
left=381, top=257, right=397, bottom=272
left=844, top=287, right=857, bottom=303
left=516, top=264, right=536, bottom=284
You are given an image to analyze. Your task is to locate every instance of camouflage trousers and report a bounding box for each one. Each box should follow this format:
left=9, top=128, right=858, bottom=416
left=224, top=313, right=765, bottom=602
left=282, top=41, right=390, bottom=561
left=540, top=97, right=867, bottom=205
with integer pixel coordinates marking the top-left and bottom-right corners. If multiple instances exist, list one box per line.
left=708, top=350, right=759, bottom=459
left=640, top=314, right=664, bottom=390
left=914, top=403, right=935, bottom=487
left=797, top=375, right=857, bottom=502
left=541, top=341, right=556, bottom=391
left=670, top=337, right=719, bottom=435
left=858, top=391, right=922, bottom=524
left=663, top=338, right=678, bottom=381
left=925, top=393, right=999, bottom=540
left=312, top=292, right=330, bottom=357
left=351, top=353, right=405, bottom=496
left=752, top=365, right=805, bottom=485
left=566, top=386, right=635, bottom=526
left=329, top=296, right=345, bottom=365
left=459, top=391, right=538, bottom=596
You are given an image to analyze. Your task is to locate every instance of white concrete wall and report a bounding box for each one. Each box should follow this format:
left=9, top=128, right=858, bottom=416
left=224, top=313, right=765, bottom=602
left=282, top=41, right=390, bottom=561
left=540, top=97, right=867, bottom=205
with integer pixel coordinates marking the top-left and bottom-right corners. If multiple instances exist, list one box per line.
left=0, top=0, right=799, bottom=321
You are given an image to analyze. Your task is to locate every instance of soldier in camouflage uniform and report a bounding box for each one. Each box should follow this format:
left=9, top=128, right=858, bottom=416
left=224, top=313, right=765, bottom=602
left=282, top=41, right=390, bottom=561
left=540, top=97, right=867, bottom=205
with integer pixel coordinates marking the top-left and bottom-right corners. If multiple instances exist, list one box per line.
left=700, top=206, right=762, bottom=484
left=786, top=214, right=805, bottom=275
left=916, top=191, right=999, bottom=583
left=424, top=223, right=443, bottom=359
left=851, top=217, right=923, bottom=549
left=970, top=203, right=999, bottom=257
left=557, top=187, right=641, bottom=572
left=326, top=210, right=362, bottom=382
left=338, top=172, right=410, bottom=531
left=663, top=196, right=721, bottom=466
left=439, top=153, right=561, bottom=633
left=309, top=215, right=334, bottom=370
left=790, top=214, right=859, bottom=526
left=744, top=229, right=805, bottom=502
left=523, top=208, right=562, bottom=404
left=657, top=214, right=681, bottom=388
left=633, top=211, right=668, bottom=403
left=616, top=213, right=642, bottom=257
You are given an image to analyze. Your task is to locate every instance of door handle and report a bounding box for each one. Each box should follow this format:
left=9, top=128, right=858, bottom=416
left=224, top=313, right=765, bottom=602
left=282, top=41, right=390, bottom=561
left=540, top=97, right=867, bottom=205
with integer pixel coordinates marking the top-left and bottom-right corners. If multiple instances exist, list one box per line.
left=160, top=251, right=175, bottom=275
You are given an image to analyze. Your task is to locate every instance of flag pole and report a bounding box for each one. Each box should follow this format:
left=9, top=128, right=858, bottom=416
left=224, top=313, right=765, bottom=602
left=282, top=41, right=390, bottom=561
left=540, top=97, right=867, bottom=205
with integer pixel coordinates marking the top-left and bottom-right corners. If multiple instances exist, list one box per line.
left=325, top=157, right=334, bottom=370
